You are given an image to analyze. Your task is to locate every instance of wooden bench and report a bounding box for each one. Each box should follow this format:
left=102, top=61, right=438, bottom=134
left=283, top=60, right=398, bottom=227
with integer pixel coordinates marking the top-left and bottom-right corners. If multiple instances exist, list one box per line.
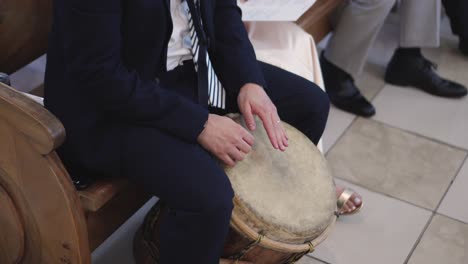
left=298, top=0, right=343, bottom=42
left=0, top=0, right=342, bottom=263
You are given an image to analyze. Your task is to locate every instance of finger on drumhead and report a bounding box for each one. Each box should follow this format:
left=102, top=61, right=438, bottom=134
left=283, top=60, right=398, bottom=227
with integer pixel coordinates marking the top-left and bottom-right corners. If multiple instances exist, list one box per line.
left=223, top=154, right=236, bottom=167
left=259, top=112, right=278, bottom=149
left=275, top=124, right=285, bottom=151
left=242, top=104, right=256, bottom=131
left=281, top=126, right=288, bottom=147
left=229, top=147, right=245, bottom=162
left=241, top=129, right=255, bottom=146
left=237, top=140, right=252, bottom=154
left=275, top=122, right=288, bottom=150
left=270, top=112, right=284, bottom=151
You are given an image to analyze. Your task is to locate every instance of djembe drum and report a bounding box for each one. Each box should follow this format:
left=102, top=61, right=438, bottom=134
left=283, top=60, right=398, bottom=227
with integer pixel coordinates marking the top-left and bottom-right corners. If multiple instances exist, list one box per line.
left=134, top=115, right=337, bottom=264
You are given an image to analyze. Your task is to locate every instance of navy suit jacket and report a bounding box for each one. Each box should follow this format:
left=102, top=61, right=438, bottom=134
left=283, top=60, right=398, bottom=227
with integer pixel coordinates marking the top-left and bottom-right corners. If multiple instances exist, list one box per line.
left=44, top=0, right=265, bottom=178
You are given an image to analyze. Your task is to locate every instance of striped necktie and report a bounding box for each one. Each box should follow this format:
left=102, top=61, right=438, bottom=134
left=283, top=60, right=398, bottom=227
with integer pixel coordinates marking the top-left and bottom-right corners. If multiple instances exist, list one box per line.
left=185, top=0, right=226, bottom=109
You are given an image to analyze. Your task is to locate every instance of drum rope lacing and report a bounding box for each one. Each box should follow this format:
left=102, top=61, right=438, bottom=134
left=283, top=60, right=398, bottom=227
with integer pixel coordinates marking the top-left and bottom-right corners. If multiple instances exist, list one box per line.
left=230, top=236, right=315, bottom=264
left=285, top=241, right=315, bottom=264
left=231, top=234, right=264, bottom=263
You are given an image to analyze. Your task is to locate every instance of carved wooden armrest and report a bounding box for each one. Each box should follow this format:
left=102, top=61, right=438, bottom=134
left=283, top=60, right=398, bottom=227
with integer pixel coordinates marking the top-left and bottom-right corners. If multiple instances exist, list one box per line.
left=0, top=81, right=90, bottom=264
left=0, top=82, right=64, bottom=154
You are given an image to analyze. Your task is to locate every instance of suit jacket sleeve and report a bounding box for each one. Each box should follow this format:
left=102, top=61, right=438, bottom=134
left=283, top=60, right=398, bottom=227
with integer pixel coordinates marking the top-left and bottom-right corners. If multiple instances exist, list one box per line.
left=62, top=0, right=208, bottom=143
left=211, top=0, right=267, bottom=93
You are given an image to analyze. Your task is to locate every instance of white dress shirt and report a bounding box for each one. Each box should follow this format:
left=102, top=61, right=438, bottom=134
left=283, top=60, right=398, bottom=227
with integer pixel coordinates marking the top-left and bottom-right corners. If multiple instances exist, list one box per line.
left=167, top=0, right=193, bottom=71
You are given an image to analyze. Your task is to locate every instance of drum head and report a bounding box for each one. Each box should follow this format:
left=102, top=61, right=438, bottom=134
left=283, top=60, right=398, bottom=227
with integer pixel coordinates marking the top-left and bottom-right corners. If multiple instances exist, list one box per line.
left=224, top=115, right=336, bottom=244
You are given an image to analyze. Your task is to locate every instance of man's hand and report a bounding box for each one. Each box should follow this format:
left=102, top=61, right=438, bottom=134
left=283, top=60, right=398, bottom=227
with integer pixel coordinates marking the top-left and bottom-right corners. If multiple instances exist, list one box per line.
left=198, top=114, right=255, bottom=166
left=237, top=83, right=288, bottom=151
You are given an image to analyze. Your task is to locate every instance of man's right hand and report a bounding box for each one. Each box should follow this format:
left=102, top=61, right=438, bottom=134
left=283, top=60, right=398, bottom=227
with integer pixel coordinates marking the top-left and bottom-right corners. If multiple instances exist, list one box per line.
left=197, top=114, right=254, bottom=167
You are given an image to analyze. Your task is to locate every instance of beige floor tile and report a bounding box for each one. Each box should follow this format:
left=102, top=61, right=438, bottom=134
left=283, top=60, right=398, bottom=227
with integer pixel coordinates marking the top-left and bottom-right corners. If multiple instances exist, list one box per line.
left=327, top=118, right=466, bottom=209
left=320, top=49, right=387, bottom=154
left=407, top=214, right=468, bottom=264
left=438, top=160, right=468, bottom=223
left=372, top=83, right=468, bottom=150
left=296, top=256, right=325, bottom=264
left=323, top=106, right=356, bottom=153
left=371, top=30, right=468, bottom=150
left=311, top=179, right=431, bottom=264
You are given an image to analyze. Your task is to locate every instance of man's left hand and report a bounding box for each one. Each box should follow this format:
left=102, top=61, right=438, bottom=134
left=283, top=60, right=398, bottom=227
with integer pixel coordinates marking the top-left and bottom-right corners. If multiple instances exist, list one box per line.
left=237, top=83, right=288, bottom=151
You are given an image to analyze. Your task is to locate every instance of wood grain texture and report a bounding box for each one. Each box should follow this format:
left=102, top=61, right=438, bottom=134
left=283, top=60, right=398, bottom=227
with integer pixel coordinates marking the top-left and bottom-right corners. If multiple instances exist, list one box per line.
left=0, top=120, right=91, bottom=264
left=0, top=184, right=24, bottom=264
left=297, top=0, right=343, bottom=42
left=0, top=0, right=52, bottom=74
left=86, top=183, right=150, bottom=251
left=0, top=82, right=64, bottom=154
left=78, top=178, right=129, bottom=212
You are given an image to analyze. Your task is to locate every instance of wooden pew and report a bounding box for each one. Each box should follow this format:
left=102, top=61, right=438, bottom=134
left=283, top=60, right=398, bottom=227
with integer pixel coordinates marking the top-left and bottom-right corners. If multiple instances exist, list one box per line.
left=298, top=0, right=343, bottom=42
left=0, top=81, right=151, bottom=264
left=0, top=0, right=342, bottom=263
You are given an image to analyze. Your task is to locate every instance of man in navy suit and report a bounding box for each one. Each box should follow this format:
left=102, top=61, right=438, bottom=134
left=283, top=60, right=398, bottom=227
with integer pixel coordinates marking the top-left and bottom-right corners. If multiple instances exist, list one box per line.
left=44, top=0, right=329, bottom=262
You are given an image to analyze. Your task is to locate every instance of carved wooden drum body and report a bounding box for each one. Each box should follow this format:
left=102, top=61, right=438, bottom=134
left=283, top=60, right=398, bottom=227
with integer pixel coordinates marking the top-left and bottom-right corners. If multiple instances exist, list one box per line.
left=134, top=116, right=337, bottom=264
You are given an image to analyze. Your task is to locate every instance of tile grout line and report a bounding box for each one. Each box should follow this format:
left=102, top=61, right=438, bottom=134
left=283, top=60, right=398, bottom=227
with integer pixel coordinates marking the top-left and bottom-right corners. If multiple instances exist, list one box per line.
left=304, top=254, right=331, bottom=264
left=324, top=114, right=357, bottom=156
left=328, top=112, right=468, bottom=212
left=324, top=71, right=394, bottom=157
left=308, top=255, right=331, bottom=264
left=402, top=212, right=435, bottom=264
left=369, top=117, right=468, bottom=153
left=333, top=176, right=434, bottom=212
left=436, top=211, right=468, bottom=225
left=433, top=154, right=468, bottom=213
left=403, top=154, right=468, bottom=264
left=365, top=67, right=468, bottom=153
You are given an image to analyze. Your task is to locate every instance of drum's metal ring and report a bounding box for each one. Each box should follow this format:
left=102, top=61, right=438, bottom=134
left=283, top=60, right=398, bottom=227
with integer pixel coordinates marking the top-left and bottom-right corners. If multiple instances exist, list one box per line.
left=230, top=211, right=337, bottom=253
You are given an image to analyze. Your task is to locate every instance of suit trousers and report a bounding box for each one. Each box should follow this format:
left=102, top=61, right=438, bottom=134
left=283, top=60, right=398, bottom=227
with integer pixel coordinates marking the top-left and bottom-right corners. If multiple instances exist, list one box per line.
left=442, top=0, right=468, bottom=38
left=122, top=61, right=330, bottom=264
left=324, top=0, right=441, bottom=78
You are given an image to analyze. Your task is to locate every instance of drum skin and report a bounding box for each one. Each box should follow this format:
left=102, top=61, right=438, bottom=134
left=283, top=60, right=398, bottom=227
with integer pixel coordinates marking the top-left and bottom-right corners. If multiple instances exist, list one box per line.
left=134, top=116, right=336, bottom=264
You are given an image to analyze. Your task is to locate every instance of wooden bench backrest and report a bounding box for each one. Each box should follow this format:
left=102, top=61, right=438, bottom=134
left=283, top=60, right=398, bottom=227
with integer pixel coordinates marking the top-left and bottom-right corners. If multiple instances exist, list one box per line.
left=0, top=0, right=52, bottom=74
left=298, top=0, right=342, bottom=42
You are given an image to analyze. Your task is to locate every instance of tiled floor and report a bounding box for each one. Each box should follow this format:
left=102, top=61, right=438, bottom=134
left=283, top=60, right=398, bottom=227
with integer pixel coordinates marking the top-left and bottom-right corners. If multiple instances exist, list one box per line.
left=7, top=11, right=467, bottom=264
left=301, top=14, right=468, bottom=264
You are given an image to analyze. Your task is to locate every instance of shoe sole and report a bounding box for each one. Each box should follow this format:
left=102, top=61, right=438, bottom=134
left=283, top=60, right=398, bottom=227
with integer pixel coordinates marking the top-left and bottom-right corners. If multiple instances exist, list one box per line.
left=385, top=77, right=468, bottom=99
left=330, top=101, right=376, bottom=117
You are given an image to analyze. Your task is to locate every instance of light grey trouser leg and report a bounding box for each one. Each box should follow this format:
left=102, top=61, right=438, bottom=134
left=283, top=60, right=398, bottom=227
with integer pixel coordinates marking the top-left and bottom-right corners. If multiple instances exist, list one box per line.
left=324, top=0, right=396, bottom=78
left=399, top=0, right=440, bottom=48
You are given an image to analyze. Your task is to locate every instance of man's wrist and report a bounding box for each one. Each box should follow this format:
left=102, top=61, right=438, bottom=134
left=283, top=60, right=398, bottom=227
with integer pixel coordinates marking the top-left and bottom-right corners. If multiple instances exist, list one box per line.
left=240, top=83, right=263, bottom=92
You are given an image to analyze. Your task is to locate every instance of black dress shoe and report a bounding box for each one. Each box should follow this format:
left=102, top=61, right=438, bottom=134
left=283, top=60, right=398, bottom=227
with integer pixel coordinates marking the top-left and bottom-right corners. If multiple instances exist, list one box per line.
left=320, top=53, right=376, bottom=117
left=385, top=51, right=468, bottom=98
left=459, top=37, right=468, bottom=56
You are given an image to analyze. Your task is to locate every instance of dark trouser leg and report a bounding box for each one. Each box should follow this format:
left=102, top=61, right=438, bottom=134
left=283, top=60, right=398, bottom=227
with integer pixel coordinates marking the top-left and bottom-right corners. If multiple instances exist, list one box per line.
left=122, top=127, right=234, bottom=264
left=226, top=62, right=330, bottom=145
left=261, top=63, right=330, bottom=144
left=442, top=0, right=468, bottom=37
